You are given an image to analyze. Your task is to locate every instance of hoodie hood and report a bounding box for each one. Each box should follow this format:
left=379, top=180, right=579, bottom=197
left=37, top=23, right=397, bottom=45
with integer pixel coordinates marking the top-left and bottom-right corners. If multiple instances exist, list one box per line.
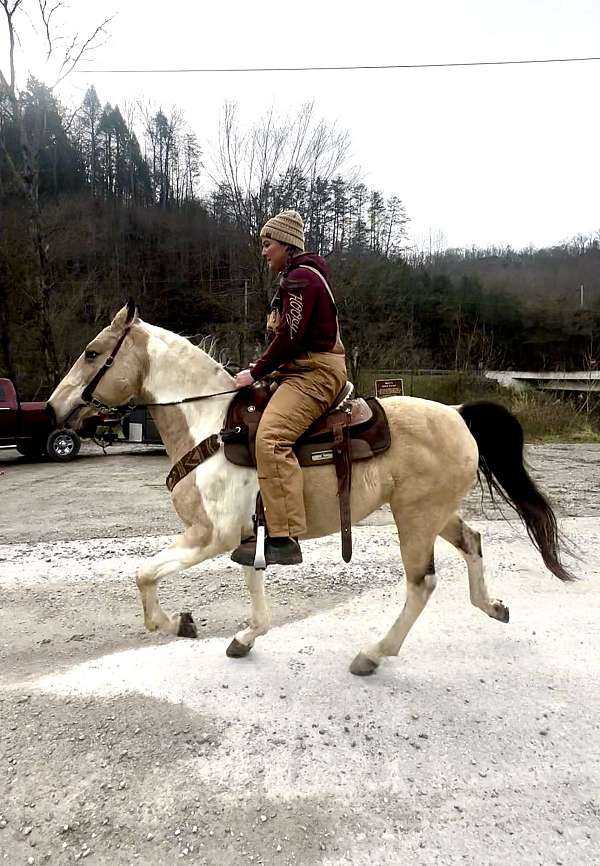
left=288, top=252, right=331, bottom=282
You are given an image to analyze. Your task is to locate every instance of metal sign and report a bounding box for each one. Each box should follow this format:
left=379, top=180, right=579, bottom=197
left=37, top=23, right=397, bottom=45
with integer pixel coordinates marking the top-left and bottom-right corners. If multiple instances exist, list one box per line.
left=375, top=378, right=404, bottom=398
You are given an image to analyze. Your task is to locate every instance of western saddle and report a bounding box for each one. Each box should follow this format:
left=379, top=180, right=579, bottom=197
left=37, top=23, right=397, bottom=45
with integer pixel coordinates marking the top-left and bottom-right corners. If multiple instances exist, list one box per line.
left=221, top=382, right=391, bottom=562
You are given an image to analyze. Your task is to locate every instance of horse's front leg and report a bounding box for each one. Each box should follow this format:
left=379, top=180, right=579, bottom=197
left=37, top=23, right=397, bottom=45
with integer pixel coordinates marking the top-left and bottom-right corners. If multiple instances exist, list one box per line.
left=136, top=532, right=224, bottom=638
left=226, top=566, right=271, bottom=658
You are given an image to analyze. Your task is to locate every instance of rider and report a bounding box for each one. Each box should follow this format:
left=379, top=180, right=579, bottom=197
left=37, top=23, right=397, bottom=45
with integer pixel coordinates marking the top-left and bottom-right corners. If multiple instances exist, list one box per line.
left=231, top=209, right=347, bottom=566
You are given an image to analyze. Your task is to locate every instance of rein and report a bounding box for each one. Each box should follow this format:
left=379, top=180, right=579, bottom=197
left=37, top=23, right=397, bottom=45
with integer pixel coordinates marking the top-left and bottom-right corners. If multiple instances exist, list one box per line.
left=81, top=387, right=240, bottom=417
left=142, top=389, right=239, bottom=410
left=70, top=323, right=246, bottom=490
left=78, top=325, right=239, bottom=416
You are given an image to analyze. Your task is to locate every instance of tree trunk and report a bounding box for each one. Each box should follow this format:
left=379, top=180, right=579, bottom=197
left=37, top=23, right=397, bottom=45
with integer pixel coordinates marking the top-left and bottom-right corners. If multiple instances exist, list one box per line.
left=31, top=207, right=60, bottom=389
left=0, top=264, right=16, bottom=382
left=19, top=117, right=59, bottom=390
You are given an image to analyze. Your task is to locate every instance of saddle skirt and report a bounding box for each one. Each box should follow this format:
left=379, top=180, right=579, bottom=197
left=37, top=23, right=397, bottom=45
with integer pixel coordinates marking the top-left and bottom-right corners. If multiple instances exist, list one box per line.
left=221, top=382, right=391, bottom=469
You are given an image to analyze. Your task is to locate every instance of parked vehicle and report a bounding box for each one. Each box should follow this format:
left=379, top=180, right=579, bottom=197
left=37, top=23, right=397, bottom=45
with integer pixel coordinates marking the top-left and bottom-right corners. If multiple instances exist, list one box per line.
left=0, top=377, right=119, bottom=461
left=121, top=407, right=163, bottom=445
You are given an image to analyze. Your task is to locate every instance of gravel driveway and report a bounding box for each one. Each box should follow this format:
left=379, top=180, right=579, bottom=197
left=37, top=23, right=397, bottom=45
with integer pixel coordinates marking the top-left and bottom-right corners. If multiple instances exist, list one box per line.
left=1, top=442, right=599, bottom=866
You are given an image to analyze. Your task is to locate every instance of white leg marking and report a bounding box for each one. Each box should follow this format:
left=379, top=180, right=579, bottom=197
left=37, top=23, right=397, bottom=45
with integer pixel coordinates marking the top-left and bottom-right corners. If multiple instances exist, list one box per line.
left=350, top=502, right=443, bottom=675
left=364, top=566, right=437, bottom=665
left=234, top=566, right=271, bottom=648
left=136, top=540, right=223, bottom=635
left=441, top=515, right=509, bottom=622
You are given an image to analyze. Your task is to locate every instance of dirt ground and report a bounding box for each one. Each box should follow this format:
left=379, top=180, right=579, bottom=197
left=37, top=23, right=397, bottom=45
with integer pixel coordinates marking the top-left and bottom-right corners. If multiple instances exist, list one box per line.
left=1, top=442, right=599, bottom=866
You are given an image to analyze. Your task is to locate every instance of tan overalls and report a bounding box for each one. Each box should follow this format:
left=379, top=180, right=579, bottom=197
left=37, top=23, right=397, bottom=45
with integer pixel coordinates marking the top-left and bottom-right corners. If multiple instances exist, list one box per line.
left=255, top=266, right=347, bottom=538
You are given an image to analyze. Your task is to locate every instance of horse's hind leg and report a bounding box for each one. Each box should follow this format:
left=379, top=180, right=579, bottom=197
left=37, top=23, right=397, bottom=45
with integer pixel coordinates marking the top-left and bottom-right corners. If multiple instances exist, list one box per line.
left=439, top=513, right=509, bottom=623
left=350, top=510, right=439, bottom=676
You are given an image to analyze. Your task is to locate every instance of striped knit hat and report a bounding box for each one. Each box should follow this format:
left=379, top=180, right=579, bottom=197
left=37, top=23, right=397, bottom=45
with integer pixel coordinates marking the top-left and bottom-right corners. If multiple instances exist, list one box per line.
left=260, top=209, right=305, bottom=251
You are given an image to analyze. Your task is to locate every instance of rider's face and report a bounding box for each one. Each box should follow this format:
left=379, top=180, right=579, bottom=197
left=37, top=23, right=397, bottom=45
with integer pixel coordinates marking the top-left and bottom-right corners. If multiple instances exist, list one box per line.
left=261, top=237, right=288, bottom=273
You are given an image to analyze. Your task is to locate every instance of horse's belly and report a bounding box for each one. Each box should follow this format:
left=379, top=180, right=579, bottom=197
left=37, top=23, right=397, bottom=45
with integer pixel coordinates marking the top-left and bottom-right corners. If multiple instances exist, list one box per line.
left=302, top=457, right=391, bottom=539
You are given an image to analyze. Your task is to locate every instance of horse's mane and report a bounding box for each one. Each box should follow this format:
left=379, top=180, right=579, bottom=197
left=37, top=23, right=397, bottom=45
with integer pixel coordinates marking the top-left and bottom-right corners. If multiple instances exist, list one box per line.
left=184, top=333, right=233, bottom=369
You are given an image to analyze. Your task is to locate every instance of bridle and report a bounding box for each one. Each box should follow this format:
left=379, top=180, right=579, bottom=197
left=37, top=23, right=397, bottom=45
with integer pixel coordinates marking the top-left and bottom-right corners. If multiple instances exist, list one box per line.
left=80, top=325, right=134, bottom=414
left=64, top=324, right=239, bottom=426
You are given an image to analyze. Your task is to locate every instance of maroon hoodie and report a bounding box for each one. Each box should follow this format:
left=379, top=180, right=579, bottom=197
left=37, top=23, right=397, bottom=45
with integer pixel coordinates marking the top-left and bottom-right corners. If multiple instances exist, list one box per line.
left=251, top=253, right=343, bottom=380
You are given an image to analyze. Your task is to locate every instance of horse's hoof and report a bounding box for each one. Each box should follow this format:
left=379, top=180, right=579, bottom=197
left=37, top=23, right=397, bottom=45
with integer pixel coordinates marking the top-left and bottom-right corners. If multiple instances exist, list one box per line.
left=226, top=637, right=252, bottom=658
left=177, top=611, right=198, bottom=638
left=349, top=652, right=379, bottom=676
left=490, top=600, right=510, bottom=624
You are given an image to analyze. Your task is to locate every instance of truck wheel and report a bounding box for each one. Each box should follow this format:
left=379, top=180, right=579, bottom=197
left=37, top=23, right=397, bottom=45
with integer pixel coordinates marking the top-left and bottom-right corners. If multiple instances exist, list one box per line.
left=46, top=429, right=81, bottom=462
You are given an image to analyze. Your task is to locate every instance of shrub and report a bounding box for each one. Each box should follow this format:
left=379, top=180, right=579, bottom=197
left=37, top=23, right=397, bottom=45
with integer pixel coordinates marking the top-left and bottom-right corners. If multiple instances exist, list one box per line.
left=359, top=369, right=600, bottom=441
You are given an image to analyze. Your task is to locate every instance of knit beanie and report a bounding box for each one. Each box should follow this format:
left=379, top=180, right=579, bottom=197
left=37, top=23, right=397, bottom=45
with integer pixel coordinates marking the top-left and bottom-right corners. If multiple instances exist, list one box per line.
left=260, top=209, right=305, bottom=251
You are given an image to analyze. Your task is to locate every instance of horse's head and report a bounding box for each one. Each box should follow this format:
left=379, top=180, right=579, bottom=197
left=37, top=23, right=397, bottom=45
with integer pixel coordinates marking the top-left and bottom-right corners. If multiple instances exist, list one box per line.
left=49, top=299, right=146, bottom=430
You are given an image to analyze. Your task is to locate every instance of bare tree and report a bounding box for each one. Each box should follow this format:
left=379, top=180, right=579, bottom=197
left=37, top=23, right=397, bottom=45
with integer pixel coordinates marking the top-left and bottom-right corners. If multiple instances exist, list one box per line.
left=383, top=195, right=409, bottom=256
left=138, top=101, right=188, bottom=208
left=0, top=257, right=16, bottom=381
left=0, top=0, right=111, bottom=388
left=448, top=310, right=507, bottom=373
left=76, top=85, right=102, bottom=195
left=210, top=101, right=351, bottom=287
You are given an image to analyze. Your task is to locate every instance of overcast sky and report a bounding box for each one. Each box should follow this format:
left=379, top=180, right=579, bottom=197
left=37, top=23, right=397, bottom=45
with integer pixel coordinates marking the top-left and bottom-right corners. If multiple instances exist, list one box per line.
left=9, top=0, right=600, bottom=251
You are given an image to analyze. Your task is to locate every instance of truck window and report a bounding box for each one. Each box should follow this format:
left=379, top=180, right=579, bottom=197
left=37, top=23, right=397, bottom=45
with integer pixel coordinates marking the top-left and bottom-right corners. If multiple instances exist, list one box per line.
left=0, top=384, right=6, bottom=400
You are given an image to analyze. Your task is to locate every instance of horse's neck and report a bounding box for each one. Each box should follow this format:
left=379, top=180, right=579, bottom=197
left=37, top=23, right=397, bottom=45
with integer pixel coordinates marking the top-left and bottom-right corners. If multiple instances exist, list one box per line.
left=139, top=325, right=234, bottom=464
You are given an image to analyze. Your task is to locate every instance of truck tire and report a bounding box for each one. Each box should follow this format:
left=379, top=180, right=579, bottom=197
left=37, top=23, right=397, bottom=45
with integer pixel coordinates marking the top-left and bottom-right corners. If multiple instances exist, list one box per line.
left=46, top=428, right=81, bottom=462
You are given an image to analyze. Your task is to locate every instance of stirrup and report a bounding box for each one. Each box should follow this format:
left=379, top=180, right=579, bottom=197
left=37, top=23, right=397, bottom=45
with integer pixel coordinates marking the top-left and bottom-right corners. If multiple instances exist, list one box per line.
left=254, top=524, right=266, bottom=570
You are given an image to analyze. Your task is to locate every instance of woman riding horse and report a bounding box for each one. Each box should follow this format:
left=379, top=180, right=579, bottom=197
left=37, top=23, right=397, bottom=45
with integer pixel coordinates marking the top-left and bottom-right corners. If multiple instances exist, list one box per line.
left=232, top=210, right=347, bottom=568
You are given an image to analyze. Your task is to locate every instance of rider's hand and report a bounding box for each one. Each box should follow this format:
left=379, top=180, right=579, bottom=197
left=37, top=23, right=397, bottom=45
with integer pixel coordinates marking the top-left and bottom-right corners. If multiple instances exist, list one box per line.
left=234, top=369, right=255, bottom=388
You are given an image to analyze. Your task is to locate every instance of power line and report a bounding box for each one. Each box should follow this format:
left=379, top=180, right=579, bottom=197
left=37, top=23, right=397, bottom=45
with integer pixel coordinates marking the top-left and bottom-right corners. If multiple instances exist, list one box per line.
left=77, top=55, right=600, bottom=75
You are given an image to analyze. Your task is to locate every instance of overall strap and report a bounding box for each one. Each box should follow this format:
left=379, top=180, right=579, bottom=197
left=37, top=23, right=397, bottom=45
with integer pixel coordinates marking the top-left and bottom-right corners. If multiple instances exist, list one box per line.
left=297, top=264, right=344, bottom=353
left=298, top=264, right=337, bottom=307
left=298, top=264, right=350, bottom=558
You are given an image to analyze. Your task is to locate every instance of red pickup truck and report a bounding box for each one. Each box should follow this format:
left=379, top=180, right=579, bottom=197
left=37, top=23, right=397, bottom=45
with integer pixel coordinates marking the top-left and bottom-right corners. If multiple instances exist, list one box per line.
left=0, top=377, right=115, bottom=461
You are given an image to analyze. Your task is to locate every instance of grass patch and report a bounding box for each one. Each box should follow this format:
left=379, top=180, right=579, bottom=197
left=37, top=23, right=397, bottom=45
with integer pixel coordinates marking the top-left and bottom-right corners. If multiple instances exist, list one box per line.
left=510, top=391, right=598, bottom=442
left=358, top=370, right=600, bottom=442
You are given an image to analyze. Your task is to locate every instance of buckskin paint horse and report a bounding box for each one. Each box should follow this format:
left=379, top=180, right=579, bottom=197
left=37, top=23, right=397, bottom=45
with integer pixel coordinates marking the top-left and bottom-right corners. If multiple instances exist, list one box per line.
left=48, top=302, right=573, bottom=676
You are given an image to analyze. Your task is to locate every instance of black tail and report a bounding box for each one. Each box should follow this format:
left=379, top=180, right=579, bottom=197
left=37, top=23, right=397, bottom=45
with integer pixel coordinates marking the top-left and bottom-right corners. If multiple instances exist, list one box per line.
left=458, top=401, right=575, bottom=581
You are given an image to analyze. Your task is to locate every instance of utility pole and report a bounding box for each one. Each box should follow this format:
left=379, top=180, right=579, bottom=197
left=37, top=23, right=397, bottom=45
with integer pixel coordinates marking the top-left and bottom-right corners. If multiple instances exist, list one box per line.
left=580, top=284, right=584, bottom=307
left=243, top=278, right=249, bottom=362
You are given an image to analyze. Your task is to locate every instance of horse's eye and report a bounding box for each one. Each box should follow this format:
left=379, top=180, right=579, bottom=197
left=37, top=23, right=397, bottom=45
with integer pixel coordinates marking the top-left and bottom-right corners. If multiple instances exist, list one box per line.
left=85, top=350, right=99, bottom=361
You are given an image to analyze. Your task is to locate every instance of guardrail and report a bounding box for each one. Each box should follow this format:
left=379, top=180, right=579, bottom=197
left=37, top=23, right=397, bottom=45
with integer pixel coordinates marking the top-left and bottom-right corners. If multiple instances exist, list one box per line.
left=486, top=370, right=600, bottom=393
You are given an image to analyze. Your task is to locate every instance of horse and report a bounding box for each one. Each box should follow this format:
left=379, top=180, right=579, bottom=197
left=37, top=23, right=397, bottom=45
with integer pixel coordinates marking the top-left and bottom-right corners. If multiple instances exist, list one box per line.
left=48, top=300, right=573, bottom=676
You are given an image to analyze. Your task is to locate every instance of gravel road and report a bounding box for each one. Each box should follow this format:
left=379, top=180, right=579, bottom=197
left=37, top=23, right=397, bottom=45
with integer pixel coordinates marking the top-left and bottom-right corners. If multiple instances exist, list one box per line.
left=1, top=442, right=599, bottom=866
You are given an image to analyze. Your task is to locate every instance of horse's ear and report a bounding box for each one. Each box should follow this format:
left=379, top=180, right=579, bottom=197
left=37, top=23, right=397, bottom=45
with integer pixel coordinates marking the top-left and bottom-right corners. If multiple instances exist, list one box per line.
left=111, top=298, right=138, bottom=330
left=125, top=297, right=137, bottom=324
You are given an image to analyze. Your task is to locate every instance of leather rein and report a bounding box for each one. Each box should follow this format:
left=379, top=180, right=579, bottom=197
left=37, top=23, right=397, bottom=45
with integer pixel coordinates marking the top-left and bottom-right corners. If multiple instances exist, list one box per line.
left=69, top=325, right=243, bottom=493
left=78, top=325, right=238, bottom=415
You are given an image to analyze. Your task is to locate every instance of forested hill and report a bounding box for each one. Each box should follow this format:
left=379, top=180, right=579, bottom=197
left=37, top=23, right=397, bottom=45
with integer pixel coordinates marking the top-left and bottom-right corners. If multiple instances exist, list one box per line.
left=1, top=81, right=598, bottom=398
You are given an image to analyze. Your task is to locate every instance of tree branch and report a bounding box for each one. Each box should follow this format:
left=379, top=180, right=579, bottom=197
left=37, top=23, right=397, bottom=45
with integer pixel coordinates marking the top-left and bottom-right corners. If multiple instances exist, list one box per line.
left=1, top=0, right=24, bottom=96
left=53, top=14, right=113, bottom=87
left=37, top=0, right=62, bottom=60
